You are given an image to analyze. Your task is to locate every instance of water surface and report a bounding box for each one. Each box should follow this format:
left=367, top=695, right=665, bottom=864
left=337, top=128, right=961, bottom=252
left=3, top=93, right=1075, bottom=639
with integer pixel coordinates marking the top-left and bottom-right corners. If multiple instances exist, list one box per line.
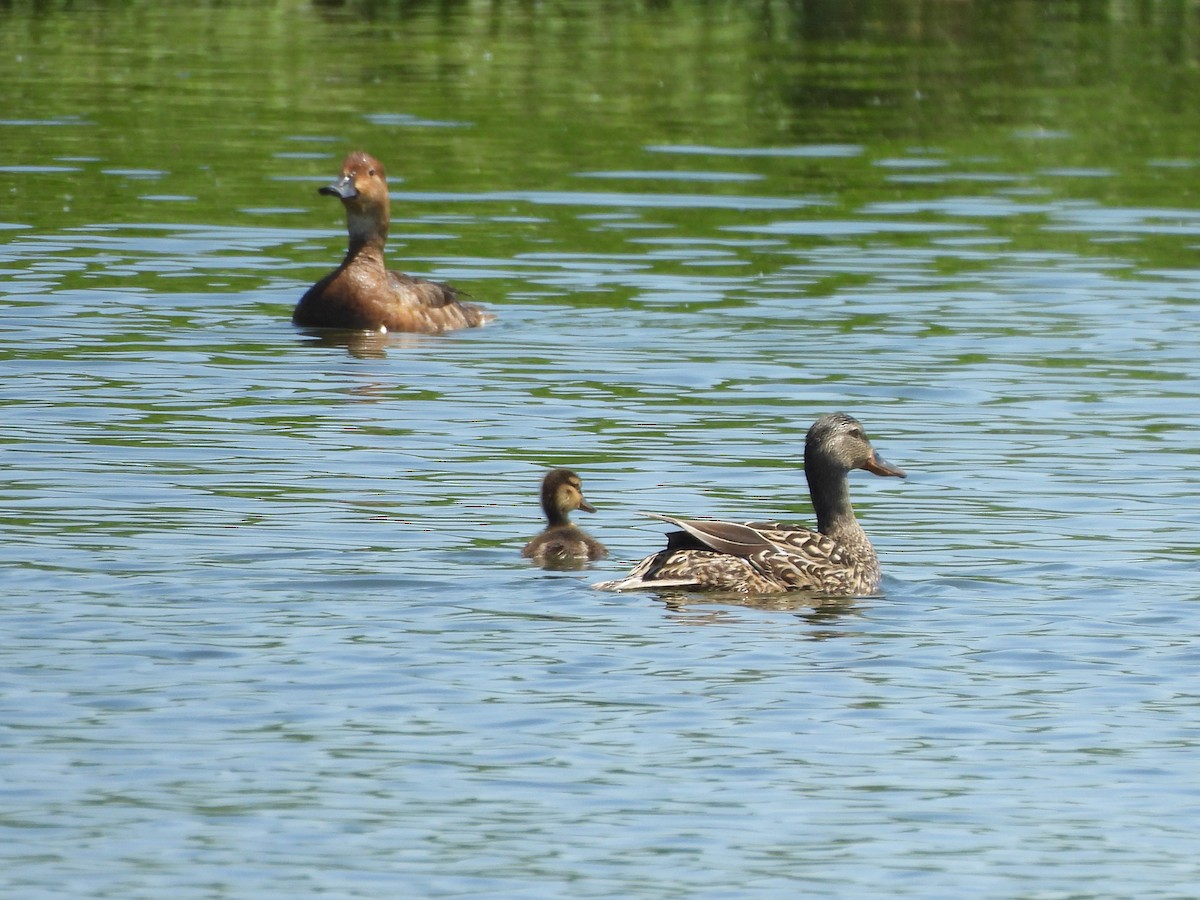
left=3, top=2, right=1200, bottom=896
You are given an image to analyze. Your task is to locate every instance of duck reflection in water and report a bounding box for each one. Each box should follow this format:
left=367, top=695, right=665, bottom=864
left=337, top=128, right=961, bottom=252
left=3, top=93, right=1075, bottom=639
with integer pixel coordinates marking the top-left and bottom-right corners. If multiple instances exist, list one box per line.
left=656, top=591, right=867, bottom=633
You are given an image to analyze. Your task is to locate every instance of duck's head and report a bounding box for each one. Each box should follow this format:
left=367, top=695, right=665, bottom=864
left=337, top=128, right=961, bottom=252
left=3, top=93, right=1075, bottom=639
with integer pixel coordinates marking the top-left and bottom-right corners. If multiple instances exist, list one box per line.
left=319, top=151, right=390, bottom=244
left=541, top=468, right=596, bottom=524
left=805, top=412, right=905, bottom=479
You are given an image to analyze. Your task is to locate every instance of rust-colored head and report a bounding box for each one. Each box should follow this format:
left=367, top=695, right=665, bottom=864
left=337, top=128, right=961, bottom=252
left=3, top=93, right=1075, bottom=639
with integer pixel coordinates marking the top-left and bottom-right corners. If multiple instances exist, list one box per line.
left=319, top=151, right=390, bottom=245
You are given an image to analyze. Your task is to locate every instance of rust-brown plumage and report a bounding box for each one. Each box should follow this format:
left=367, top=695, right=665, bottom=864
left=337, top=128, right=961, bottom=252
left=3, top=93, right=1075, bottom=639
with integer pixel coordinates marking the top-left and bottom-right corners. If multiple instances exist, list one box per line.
left=293, top=151, right=493, bottom=334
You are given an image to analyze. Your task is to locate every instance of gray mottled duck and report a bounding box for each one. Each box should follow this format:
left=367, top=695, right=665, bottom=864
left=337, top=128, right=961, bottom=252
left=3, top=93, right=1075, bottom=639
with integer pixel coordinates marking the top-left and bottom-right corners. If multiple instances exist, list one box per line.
left=522, top=469, right=608, bottom=566
left=593, top=413, right=905, bottom=595
left=293, top=151, right=493, bottom=334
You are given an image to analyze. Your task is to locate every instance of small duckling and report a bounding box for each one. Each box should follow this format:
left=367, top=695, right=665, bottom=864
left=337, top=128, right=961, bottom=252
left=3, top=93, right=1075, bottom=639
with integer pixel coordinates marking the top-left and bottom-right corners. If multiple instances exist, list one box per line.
left=522, top=469, right=608, bottom=567
left=293, top=151, right=493, bottom=334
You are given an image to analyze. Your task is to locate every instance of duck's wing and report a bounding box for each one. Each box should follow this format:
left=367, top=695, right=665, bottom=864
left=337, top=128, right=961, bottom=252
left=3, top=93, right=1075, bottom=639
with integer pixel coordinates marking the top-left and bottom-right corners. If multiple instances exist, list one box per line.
left=388, top=271, right=461, bottom=308
left=730, top=520, right=837, bottom=556
left=595, top=512, right=871, bottom=594
left=641, top=513, right=790, bottom=558
left=642, top=513, right=860, bottom=592
left=387, top=271, right=494, bottom=328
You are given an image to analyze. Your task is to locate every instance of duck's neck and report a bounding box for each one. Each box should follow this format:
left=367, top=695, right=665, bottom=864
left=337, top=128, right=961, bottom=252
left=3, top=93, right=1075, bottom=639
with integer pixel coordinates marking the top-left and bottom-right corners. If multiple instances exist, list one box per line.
left=542, top=490, right=571, bottom=528
left=344, top=208, right=388, bottom=264
left=806, top=459, right=860, bottom=539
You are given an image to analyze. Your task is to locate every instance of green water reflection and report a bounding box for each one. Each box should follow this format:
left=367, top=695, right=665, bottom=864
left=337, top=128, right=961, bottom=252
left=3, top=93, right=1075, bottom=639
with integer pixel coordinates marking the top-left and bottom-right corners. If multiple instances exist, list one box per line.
left=4, top=1, right=1200, bottom=242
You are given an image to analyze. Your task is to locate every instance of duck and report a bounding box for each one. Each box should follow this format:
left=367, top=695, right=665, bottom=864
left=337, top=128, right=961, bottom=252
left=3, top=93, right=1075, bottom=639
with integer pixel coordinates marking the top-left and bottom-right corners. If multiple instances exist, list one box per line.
left=522, top=469, right=608, bottom=566
left=293, top=151, right=493, bottom=333
left=593, top=413, right=905, bottom=595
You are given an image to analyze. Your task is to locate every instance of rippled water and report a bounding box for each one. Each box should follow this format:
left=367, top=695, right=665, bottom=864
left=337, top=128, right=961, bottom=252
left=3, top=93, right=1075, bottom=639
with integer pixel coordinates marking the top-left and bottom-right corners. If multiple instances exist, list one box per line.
left=4, top=2, right=1200, bottom=897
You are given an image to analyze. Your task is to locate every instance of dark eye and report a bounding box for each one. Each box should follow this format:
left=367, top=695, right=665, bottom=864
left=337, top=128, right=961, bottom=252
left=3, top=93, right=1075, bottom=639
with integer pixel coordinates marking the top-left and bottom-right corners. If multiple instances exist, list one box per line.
left=368, top=168, right=376, bottom=177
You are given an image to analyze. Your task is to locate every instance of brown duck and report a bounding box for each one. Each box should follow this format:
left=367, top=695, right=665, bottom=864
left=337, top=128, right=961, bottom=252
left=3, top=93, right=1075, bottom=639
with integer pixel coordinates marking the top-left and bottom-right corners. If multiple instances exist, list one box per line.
left=522, top=469, right=608, bottom=566
left=593, top=413, right=905, bottom=595
left=293, top=151, right=492, bottom=333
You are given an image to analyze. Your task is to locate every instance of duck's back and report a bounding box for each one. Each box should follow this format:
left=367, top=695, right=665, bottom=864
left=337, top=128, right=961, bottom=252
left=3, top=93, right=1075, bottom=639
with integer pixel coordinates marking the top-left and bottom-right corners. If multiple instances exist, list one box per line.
left=294, top=264, right=491, bottom=333
left=522, top=524, right=607, bottom=564
left=595, top=516, right=881, bottom=595
left=385, top=271, right=492, bottom=331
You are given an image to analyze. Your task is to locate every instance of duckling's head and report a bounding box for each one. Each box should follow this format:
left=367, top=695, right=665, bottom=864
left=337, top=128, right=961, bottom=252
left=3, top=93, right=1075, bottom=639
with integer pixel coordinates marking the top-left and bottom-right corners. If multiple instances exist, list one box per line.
left=805, top=412, right=905, bottom=479
left=541, top=468, right=596, bottom=525
left=319, top=151, right=390, bottom=246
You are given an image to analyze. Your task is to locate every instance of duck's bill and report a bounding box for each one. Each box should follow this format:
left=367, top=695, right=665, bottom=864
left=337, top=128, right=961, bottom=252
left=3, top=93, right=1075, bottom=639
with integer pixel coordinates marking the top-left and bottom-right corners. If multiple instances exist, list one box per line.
left=318, top=177, right=357, bottom=199
left=578, top=500, right=596, bottom=514
left=864, top=452, right=905, bottom=478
